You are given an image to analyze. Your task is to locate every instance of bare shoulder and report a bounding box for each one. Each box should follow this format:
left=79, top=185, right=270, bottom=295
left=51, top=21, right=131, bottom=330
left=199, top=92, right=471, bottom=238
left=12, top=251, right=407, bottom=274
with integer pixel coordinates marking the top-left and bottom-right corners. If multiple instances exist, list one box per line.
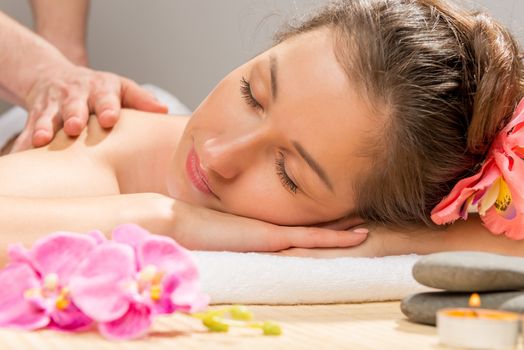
left=49, top=109, right=188, bottom=156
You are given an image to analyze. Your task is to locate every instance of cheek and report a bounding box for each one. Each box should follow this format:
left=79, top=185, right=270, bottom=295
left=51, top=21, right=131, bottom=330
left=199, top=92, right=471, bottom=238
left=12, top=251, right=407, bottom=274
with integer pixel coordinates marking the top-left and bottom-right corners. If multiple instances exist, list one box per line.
left=218, top=167, right=322, bottom=226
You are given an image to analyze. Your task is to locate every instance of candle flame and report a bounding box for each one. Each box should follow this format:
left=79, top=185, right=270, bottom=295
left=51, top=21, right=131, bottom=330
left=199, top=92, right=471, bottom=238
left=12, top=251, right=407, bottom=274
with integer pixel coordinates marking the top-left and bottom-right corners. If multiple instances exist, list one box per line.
left=469, top=293, right=481, bottom=308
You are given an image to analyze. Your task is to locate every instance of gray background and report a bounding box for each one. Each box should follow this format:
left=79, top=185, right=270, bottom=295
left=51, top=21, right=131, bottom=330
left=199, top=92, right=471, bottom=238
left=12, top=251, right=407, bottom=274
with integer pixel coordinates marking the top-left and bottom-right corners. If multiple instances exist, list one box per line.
left=0, top=0, right=523, bottom=113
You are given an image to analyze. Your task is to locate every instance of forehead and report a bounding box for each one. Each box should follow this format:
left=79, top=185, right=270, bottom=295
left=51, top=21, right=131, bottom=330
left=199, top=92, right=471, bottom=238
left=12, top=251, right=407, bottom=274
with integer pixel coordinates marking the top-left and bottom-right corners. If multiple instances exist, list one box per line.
left=261, top=29, right=375, bottom=212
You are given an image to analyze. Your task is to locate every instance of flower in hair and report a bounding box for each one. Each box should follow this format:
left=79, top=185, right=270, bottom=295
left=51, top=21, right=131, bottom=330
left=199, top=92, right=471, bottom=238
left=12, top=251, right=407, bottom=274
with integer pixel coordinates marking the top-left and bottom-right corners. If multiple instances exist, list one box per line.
left=431, top=98, right=524, bottom=239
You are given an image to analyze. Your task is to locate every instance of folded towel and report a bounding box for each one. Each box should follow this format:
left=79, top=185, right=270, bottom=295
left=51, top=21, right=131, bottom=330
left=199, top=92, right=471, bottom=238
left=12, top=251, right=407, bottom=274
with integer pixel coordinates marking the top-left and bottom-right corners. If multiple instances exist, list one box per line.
left=193, top=252, right=431, bottom=304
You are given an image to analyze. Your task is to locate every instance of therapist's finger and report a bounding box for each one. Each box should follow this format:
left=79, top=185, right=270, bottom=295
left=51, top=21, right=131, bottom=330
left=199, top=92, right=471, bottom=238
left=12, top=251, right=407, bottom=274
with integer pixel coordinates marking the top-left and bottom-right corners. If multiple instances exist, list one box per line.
left=91, top=90, right=121, bottom=128
left=32, top=103, right=62, bottom=147
left=10, top=131, right=31, bottom=153
left=61, top=96, right=90, bottom=136
left=120, top=78, right=168, bottom=113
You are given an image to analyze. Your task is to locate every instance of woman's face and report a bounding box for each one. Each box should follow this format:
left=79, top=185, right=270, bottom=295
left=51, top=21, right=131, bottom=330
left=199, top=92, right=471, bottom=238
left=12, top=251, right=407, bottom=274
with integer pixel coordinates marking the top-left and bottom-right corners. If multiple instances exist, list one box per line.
left=168, top=28, right=374, bottom=226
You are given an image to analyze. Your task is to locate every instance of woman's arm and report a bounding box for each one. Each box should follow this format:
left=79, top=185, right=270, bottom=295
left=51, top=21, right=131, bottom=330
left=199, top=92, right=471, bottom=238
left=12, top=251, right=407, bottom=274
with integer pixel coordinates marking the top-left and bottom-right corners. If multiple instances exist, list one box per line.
left=0, top=193, right=174, bottom=264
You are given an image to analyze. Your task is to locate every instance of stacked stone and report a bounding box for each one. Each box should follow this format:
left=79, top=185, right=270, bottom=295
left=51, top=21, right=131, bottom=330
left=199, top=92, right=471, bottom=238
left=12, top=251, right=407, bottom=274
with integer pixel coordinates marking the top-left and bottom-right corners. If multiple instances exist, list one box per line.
left=401, top=251, right=524, bottom=325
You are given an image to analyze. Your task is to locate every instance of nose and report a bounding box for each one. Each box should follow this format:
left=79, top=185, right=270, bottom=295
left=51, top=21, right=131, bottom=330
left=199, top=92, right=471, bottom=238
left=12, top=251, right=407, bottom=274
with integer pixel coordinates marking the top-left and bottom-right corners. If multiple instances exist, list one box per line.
left=200, top=127, right=271, bottom=180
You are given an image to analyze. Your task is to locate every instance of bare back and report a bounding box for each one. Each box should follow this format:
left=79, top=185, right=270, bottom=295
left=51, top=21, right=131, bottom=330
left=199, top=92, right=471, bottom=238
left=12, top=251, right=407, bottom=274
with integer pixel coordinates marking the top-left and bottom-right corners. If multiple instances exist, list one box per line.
left=0, top=110, right=188, bottom=198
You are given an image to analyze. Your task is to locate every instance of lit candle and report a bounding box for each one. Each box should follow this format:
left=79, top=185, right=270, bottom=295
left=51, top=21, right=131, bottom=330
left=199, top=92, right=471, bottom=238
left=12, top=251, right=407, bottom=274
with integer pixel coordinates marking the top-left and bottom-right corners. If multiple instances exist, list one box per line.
left=437, top=293, right=521, bottom=349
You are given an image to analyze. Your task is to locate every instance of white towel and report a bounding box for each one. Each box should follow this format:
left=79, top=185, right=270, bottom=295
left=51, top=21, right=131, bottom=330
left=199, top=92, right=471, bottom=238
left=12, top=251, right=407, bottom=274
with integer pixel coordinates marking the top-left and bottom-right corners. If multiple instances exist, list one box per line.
left=193, top=252, right=431, bottom=305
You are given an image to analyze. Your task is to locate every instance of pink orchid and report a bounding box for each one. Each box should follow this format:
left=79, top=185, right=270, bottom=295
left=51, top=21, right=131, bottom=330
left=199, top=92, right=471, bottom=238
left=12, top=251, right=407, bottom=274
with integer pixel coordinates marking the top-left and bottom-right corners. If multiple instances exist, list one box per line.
left=69, top=224, right=209, bottom=340
left=0, top=232, right=103, bottom=331
left=431, top=98, right=524, bottom=239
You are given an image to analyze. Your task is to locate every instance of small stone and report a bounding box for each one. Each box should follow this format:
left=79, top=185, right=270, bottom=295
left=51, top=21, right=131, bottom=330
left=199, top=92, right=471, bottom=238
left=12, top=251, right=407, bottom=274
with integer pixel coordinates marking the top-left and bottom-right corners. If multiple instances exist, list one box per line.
left=500, top=295, right=524, bottom=313
left=412, top=251, right=524, bottom=292
left=401, top=291, right=523, bottom=325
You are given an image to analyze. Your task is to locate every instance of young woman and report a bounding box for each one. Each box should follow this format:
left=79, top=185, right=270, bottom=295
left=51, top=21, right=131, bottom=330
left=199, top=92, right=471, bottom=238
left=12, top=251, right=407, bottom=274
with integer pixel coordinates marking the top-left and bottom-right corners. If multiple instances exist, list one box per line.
left=1, top=0, right=523, bottom=262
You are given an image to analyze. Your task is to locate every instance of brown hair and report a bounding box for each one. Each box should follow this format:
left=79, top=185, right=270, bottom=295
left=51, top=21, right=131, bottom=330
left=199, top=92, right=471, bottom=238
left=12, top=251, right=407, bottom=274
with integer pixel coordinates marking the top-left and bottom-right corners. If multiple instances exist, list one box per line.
left=276, top=0, right=524, bottom=228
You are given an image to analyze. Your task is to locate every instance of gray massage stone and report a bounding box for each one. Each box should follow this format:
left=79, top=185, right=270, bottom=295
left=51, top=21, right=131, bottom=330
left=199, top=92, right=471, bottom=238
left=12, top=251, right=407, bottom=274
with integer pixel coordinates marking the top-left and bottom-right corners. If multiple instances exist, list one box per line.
left=401, top=291, right=524, bottom=325
left=412, top=251, right=524, bottom=292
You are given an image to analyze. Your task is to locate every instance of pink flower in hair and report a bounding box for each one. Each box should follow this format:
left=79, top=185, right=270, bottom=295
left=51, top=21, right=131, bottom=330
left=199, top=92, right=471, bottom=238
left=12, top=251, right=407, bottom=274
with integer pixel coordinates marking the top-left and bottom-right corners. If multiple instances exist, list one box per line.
left=69, top=224, right=209, bottom=340
left=0, top=232, right=104, bottom=331
left=431, top=98, right=524, bottom=239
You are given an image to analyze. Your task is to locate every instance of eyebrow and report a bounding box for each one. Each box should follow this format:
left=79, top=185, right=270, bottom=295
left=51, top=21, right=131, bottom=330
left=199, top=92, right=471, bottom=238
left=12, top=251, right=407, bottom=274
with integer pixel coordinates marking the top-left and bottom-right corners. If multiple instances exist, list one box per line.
left=269, top=54, right=278, bottom=101
left=292, top=141, right=334, bottom=192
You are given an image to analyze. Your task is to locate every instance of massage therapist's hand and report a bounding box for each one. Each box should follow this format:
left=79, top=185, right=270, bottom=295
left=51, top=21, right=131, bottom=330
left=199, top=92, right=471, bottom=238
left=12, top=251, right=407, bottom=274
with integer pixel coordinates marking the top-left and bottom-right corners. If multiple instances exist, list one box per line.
left=172, top=201, right=368, bottom=252
left=11, top=63, right=168, bottom=153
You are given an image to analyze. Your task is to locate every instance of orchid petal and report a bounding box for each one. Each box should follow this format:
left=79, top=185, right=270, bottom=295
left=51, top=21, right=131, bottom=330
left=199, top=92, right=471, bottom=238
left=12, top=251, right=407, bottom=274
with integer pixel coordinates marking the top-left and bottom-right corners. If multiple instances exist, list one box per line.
left=7, top=244, right=33, bottom=268
left=150, top=274, right=180, bottom=315
left=112, top=224, right=150, bottom=252
left=138, top=235, right=199, bottom=281
left=98, top=302, right=152, bottom=340
left=87, top=230, right=107, bottom=245
left=69, top=242, right=136, bottom=323
left=30, top=233, right=98, bottom=284
left=170, top=282, right=210, bottom=313
left=49, top=303, right=93, bottom=331
left=0, top=264, right=48, bottom=329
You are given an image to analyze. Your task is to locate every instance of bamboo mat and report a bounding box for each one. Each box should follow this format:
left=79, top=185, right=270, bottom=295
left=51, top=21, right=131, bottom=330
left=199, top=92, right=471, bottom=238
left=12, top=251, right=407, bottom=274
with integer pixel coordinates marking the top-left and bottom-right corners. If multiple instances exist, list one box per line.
left=0, top=301, right=516, bottom=350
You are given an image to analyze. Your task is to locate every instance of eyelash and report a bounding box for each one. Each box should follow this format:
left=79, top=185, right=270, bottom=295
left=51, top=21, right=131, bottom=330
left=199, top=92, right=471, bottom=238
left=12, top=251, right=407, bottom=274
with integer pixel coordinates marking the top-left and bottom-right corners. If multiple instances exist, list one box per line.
left=276, top=152, right=298, bottom=194
left=240, top=77, right=295, bottom=194
left=240, top=77, right=263, bottom=111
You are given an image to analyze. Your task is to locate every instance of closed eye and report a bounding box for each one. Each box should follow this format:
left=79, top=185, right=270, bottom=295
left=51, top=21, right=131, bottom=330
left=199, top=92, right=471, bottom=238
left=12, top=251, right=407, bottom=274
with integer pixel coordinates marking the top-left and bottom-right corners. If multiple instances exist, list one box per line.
left=240, top=77, right=263, bottom=111
left=276, top=151, right=298, bottom=194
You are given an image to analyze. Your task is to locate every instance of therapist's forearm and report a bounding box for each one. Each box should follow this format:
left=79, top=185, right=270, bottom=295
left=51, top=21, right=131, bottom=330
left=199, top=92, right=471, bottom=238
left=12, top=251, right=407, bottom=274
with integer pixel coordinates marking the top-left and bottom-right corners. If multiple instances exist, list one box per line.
left=0, top=11, right=73, bottom=106
left=30, top=0, right=90, bottom=66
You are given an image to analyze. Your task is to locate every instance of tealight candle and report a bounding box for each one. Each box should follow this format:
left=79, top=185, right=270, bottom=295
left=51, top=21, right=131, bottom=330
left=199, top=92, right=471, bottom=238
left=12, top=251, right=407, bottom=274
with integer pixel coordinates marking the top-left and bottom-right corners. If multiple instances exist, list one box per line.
left=437, top=293, right=520, bottom=349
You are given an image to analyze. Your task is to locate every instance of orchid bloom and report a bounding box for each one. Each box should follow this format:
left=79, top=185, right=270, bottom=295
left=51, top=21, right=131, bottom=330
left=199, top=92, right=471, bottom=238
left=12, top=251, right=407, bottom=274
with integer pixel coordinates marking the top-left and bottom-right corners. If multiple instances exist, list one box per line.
left=69, top=224, right=208, bottom=340
left=0, top=232, right=103, bottom=331
left=431, top=98, right=524, bottom=239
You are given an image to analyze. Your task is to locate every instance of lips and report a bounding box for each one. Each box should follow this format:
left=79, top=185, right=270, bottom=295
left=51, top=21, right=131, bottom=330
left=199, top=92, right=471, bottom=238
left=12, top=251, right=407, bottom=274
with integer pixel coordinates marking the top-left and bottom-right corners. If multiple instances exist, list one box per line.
left=186, top=147, right=214, bottom=196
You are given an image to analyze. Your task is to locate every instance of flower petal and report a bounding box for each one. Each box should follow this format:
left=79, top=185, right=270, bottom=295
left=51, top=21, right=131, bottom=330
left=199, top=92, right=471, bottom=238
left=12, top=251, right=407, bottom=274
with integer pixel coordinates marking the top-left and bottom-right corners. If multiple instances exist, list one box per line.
left=170, top=282, right=210, bottom=313
left=112, top=224, right=150, bottom=251
left=98, top=302, right=152, bottom=340
left=138, top=235, right=199, bottom=281
left=7, top=244, right=33, bottom=268
left=49, top=303, right=93, bottom=331
left=150, top=274, right=180, bottom=315
left=0, top=264, right=48, bottom=329
left=431, top=159, right=500, bottom=224
left=30, top=233, right=98, bottom=284
left=69, top=242, right=136, bottom=323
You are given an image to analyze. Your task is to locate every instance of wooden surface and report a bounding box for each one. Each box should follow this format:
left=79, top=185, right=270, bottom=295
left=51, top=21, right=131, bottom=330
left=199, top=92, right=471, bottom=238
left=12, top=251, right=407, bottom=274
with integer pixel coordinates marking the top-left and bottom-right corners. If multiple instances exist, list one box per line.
left=0, top=301, right=520, bottom=350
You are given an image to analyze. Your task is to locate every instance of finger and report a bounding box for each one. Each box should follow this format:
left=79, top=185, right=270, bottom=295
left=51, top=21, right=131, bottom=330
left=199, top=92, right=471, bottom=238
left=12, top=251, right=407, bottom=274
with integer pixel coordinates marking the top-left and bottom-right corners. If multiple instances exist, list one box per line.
left=11, top=109, right=39, bottom=153
left=32, top=103, right=61, bottom=147
left=61, top=96, right=90, bottom=136
left=120, top=78, right=168, bottom=113
left=317, top=216, right=365, bottom=231
left=91, top=92, right=121, bottom=128
left=282, top=227, right=368, bottom=250
left=10, top=129, right=33, bottom=153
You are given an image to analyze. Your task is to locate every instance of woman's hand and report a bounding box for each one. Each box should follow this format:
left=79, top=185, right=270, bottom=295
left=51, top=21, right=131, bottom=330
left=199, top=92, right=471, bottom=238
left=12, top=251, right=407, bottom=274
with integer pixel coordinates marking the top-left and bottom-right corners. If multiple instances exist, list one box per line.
left=171, top=201, right=368, bottom=252
left=11, top=64, right=168, bottom=153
